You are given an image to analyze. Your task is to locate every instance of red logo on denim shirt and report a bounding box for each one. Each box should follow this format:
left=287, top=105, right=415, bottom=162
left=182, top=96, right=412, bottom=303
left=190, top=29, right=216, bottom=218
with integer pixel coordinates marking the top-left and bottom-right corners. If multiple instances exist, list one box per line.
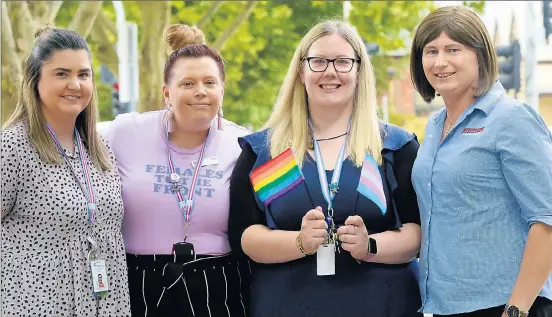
left=461, top=127, right=484, bottom=134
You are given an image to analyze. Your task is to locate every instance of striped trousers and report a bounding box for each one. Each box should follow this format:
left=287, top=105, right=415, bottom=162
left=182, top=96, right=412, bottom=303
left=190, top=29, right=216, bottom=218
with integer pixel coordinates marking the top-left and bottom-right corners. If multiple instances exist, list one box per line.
left=127, top=253, right=251, bottom=317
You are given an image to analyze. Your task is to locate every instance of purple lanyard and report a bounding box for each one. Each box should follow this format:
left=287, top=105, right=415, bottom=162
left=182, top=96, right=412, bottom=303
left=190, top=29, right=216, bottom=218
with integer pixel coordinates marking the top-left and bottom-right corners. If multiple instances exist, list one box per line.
left=163, top=117, right=208, bottom=226
left=46, top=125, right=96, bottom=225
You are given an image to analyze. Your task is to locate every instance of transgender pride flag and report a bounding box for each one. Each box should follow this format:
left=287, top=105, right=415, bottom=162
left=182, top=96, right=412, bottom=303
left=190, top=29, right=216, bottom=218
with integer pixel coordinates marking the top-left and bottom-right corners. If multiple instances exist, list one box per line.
left=357, top=153, right=387, bottom=215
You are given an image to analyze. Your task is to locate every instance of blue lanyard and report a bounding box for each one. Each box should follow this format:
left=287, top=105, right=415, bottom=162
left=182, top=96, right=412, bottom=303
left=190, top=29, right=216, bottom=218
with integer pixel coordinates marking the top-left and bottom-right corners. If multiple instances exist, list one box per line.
left=309, top=119, right=350, bottom=223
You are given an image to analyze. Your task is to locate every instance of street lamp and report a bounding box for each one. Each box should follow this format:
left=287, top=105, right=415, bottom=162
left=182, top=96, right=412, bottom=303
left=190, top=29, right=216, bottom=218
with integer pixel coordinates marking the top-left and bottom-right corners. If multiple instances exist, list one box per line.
left=545, top=0, right=552, bottom=43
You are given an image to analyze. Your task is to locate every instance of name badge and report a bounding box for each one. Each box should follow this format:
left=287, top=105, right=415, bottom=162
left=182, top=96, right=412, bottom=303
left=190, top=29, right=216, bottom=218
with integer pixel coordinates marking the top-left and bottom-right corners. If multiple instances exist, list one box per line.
left=87, top=239, right=109, bottom=297
left=316, top=243, right=335, bottom=276
left=91, top=259, right=109, bottom=294
left=192, top=156, right=219, bottom=168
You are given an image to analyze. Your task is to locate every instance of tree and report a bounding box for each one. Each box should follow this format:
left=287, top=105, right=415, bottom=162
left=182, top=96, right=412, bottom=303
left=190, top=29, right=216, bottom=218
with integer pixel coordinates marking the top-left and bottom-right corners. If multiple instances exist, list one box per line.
left=2, top=1, right=483, bottom=130
left=222, top=1, right=343, bottom=128
left=85, top=1, right=259, bottom=113
left=462, top=1, right=486, bottom=13
left=220, top=1, right=438, bottom=129
left=1, top=1, right=261, bottom=121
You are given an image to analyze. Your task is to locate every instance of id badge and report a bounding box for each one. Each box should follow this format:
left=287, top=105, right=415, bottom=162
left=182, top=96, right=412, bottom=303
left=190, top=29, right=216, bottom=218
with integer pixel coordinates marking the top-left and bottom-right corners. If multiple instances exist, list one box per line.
left=192, top=157, right=219, bottom=168
left=316, top=243, right=335, bottom=276
left=88, top=249, right=109, bottom=297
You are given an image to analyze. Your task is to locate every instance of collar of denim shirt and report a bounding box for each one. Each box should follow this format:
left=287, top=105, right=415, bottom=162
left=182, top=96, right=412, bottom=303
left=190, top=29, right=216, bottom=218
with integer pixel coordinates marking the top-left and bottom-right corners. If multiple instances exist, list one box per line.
left=433, top=80, right=506, bottom=123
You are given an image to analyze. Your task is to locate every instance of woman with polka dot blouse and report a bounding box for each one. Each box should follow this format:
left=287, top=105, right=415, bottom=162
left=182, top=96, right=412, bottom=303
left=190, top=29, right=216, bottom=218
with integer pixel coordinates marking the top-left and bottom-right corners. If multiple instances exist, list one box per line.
left=0, top=26, right=131, bottom=316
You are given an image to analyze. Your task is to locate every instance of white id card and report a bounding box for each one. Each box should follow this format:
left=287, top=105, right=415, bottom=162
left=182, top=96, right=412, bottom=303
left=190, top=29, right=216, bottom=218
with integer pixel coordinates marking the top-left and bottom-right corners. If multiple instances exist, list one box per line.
left=316, top=243, right=335, bottom=276
left=90, top=259, right=109, bottom=293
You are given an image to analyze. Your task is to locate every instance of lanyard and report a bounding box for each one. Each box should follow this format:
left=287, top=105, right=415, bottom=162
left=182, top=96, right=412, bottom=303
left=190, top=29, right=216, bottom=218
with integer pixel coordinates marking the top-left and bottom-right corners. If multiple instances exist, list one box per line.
left=46, top=125, right=96, bottom=225
left=309, top=119, right=350, bottom=223
left=163, top=116, right=208, bottom=225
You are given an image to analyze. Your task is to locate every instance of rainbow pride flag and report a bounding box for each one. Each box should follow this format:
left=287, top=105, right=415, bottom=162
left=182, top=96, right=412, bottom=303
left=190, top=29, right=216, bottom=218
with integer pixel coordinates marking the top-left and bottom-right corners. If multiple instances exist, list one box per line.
left=251, top=148, right=305, bottom=206
left=357, top=153, right=387, bottom=214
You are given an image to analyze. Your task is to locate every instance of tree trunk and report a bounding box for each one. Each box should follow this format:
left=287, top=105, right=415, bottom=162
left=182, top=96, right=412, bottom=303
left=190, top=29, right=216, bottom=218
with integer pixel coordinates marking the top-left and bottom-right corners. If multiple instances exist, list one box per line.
left=7, top=1, right=38, bottom=60
left=197, top=1, right=225, bottom=29
left=137, top=1, right=171, bottom=112
left=212, top=1, right=257, bottom=51
left=28, top=1, right=62, bottom=24
left=1, top=2, right=23, bottom=83
left=68, top=1, right=104, bottom=39
left=1, top=1, right=24, bottom=123
left=28, top=2, right=50, bottom=21
left=45, top=1, right=64, bottom=24
left=90, top=10, right=119, bottom=76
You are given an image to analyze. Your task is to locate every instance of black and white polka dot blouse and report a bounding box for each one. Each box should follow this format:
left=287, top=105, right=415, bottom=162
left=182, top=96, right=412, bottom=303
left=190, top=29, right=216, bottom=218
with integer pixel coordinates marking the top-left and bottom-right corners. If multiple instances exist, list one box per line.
left=1, top=120, right=131, bottom=316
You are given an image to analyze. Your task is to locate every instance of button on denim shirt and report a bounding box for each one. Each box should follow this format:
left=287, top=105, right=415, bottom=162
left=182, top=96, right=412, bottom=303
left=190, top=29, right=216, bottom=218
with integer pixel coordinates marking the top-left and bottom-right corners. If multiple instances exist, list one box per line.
left=412, top=81, right=552, bottom=315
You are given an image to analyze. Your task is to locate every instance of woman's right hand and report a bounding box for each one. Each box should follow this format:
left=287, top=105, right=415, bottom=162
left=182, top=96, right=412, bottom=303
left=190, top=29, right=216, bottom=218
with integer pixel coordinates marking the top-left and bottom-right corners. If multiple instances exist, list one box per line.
left=299, top=206, right=328, bottom=254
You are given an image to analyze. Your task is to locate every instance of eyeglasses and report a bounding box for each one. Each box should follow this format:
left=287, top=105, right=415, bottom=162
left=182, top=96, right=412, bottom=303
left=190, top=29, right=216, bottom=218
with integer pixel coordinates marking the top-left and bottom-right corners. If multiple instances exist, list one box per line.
left=303, top=57, right=360, bottom=73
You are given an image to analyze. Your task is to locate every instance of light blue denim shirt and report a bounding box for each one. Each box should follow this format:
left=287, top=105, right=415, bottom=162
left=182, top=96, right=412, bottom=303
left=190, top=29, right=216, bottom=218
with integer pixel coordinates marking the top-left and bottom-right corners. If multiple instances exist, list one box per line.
left=412, top=81, right=552, bottom=315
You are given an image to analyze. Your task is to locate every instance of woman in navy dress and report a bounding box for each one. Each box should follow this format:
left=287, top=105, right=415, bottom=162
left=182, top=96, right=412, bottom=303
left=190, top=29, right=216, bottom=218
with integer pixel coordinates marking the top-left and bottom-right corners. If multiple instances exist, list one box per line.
left=228, top=20, right=423, bottom=317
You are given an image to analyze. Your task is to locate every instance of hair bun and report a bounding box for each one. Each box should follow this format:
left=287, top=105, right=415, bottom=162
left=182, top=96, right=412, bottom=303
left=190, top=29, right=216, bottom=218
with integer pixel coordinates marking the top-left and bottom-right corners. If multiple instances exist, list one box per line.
left=164, top=24, right=206, bottom=53
left=34, top=24, right=55, bottom=39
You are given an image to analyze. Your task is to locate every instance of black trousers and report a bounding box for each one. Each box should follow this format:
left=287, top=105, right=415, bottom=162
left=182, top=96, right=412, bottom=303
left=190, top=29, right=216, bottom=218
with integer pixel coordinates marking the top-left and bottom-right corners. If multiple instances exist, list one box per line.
left=434, top=296, right=552, bottom=317
left=127, top=253, right=251, bottom=317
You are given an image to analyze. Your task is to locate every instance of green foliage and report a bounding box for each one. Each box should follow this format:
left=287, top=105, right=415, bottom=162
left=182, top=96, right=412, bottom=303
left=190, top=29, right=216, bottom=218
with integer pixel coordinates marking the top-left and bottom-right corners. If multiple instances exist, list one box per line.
left=53, top=1, right=80, bottom=27
left=168, top=1, right=327, bottom=130
left=389, top=111, right=428, bottom=143
left=462, top=1, right=486, bottom=14
left=97, top=82, right=114, bottom=122
left=3, top=1, right=459, bottom=129
left=224, top=1, right=344, bottom=130
left=350, top=1, right=436, bottom=51
left=350, top=1, right=436, bottom=97
left=166, top=1, right=437, bottom=130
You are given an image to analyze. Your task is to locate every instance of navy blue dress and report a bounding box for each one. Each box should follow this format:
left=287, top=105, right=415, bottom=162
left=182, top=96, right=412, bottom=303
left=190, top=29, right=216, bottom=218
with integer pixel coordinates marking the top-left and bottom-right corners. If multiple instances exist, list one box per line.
left=229, top=124, right=422, bottom=317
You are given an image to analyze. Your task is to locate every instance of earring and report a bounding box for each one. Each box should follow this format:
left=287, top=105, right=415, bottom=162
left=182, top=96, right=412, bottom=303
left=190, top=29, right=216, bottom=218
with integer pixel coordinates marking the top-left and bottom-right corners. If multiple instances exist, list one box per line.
left=166, top=104, right=173, bottom=118
left=217, top=106, right=224, bottom=130
left=165, top=104, right=175, bottom=133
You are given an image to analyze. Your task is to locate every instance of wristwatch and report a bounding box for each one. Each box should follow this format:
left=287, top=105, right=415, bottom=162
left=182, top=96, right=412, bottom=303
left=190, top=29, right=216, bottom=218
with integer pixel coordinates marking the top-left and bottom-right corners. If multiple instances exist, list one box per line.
left=504, top=305, right=528, bottom=317
left=367, top=237, right=378, bottom=254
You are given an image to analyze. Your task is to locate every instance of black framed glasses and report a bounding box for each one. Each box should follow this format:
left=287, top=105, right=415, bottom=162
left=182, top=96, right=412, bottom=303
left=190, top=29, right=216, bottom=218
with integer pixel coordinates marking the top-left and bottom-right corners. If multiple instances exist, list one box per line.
left=303, top=57, right=360, bottom=73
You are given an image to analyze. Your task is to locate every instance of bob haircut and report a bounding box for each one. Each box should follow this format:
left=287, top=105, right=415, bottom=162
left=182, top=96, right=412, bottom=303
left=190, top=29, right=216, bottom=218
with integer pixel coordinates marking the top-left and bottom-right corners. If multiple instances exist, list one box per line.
left=410, top=6, right=498, bottom=103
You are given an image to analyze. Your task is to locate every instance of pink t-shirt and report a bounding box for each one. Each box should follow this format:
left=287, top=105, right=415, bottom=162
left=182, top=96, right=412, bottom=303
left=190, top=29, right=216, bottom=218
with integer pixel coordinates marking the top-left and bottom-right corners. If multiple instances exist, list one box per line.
left=102, top=110, right=250, bottom=255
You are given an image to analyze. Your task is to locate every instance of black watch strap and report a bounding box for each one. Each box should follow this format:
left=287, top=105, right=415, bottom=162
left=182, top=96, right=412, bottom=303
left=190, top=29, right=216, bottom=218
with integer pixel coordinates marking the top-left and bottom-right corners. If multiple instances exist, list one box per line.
left=368, top=237, right=377, bottom=254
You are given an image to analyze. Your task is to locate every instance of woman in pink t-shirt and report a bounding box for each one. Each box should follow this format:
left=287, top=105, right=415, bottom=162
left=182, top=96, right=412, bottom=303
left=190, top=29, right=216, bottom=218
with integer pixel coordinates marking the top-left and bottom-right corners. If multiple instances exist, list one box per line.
left=103, top=24, right=251, bottom=317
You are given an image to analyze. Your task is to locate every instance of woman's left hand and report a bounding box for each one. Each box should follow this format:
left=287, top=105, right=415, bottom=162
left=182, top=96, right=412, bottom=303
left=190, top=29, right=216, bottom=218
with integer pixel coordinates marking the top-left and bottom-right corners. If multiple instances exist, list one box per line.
left=336, top=216, right=369, bottom=260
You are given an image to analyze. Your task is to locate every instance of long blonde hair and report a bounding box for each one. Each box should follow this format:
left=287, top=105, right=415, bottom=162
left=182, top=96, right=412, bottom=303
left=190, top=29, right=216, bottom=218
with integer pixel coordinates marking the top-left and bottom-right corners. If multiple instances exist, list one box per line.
left=264, top=20, right=382, bottom=167
left=2, top=25, right=111, bottom=171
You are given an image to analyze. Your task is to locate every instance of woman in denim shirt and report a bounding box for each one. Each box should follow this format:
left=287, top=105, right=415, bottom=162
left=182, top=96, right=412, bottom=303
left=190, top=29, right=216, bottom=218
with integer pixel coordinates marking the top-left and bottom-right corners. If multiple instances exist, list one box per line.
left=410, top=6, right=552, bottom=317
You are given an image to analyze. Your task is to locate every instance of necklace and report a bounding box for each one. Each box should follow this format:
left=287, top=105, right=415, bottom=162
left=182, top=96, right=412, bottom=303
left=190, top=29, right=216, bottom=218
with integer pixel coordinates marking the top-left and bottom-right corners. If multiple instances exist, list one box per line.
left=308, top=132, right=348, bottom=150
left=316, top=132, right=348, bottom=142
left=444, top=120, right=453, bottom=136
